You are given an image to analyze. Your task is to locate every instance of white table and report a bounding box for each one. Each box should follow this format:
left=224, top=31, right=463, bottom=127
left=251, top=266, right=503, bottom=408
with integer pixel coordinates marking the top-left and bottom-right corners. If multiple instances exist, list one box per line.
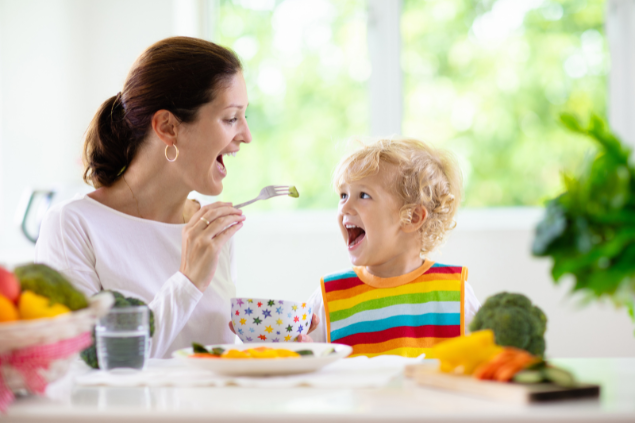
left=5, top=358, right=635, bottom=422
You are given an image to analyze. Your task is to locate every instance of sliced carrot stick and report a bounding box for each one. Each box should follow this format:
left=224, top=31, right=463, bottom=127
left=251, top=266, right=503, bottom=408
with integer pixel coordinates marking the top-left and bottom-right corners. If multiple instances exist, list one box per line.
left=493, top=354, right=538, bottom=381
left=474, top=348, right=537, bottom=381
left=474, top=350, right=516, bottom=379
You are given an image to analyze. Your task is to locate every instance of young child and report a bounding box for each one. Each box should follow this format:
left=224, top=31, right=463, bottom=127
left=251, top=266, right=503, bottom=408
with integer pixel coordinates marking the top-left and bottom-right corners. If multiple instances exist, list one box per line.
left=302, top=137, right=480, bottom=358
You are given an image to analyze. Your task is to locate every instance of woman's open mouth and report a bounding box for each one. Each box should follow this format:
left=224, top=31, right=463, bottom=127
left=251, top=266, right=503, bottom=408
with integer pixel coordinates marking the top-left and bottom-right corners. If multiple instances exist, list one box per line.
left=345, top=224, right=366, bottom=250
left=215, top=152, right=236, bottom=176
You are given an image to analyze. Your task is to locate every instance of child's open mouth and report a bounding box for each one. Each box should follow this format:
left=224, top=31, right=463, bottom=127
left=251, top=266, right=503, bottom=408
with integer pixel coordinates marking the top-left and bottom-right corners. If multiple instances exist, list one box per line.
left=345, top=225, right=366, bottom=250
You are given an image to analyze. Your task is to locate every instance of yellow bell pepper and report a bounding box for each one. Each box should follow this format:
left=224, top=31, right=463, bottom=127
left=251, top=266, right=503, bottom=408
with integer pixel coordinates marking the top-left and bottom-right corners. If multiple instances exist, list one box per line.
left=223, top=349, right=252, bottom=359
left=18, top=290, right=71, bottom=320
left=428, top=330, right=504, bottom=375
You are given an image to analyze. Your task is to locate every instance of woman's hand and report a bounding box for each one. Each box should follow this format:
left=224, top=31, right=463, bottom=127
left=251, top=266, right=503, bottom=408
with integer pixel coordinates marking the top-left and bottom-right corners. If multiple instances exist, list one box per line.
left=228, top=314, right=320, bottom=342
left=180, top=202, right=245, bottom=292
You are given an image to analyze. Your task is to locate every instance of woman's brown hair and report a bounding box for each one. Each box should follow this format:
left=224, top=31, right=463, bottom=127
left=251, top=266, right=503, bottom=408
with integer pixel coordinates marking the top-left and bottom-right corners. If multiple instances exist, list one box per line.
left=83, top=36, right=242, bottom=188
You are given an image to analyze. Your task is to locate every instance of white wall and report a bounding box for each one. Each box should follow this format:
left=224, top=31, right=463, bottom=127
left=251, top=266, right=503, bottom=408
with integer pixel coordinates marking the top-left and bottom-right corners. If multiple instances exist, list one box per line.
left=0, top=0, right=174, bottom=260
left=234, top=209, right=635, bottom=358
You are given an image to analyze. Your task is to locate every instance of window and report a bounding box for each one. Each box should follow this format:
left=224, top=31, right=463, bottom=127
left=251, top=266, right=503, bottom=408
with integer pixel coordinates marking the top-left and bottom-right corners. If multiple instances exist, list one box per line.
left=214, top=0, right=608, bottom=209
left=402, top=0, right=607, bottom=207
left=217, top=0, right=369, bottom=210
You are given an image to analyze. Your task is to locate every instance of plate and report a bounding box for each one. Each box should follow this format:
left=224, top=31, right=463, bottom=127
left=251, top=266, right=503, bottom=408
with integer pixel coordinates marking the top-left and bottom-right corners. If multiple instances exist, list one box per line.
left=172, top=342, right=352, bottom=376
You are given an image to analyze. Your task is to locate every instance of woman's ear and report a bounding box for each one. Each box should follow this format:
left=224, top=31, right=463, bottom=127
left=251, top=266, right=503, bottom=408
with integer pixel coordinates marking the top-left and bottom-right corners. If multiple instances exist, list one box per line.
left=151, top=109, right=179, bottom=147
left=402, top=205, right=427, bottom=233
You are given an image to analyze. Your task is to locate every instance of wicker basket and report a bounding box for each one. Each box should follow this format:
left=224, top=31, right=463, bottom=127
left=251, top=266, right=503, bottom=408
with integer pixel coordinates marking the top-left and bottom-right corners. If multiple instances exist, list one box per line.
left=0, top=292, right=114, bottom=392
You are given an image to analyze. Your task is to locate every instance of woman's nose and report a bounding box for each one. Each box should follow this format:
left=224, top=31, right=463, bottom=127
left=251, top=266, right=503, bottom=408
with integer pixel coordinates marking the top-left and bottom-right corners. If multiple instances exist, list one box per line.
left=240, top=119, right=252, bottom=144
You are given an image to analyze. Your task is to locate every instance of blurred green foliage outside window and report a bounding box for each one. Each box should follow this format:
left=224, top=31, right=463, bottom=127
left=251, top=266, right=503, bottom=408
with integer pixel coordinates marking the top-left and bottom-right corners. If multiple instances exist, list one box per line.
left=217, top=0, right=369, bottom=210
left=217, top=0, right=607, bottom=209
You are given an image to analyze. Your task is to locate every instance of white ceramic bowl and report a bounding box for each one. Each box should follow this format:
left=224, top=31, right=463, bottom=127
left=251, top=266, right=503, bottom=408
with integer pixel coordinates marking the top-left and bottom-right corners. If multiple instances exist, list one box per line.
left=230, top=297, right=313, bottom=343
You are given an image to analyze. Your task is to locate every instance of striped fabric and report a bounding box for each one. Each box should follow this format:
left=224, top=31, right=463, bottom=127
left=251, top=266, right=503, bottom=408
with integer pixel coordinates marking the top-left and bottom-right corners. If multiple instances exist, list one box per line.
left=320, top=262, right=466, bottom=358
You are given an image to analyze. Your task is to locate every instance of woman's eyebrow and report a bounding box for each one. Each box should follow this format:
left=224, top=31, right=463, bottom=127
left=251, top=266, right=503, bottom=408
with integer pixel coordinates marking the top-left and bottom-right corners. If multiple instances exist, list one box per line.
left=224, top=103, right=248, bottom=109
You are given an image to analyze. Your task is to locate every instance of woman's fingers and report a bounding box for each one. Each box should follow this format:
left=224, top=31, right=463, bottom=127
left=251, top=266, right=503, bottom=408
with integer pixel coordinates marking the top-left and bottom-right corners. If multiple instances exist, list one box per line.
left=190, top=206, right=243, bottom=235
left=189, top=201, right=230, bottom=221
left=296, top=334, right=314, bottom=343
left=229, top=321, right=236, bottom=334
left=204, top=214, right=246, bottom=239
left=307, top=313, right=320, bottom=334
left=210, top=220, right=244, bottom=247
left=188, top=202, right=238, bottom=227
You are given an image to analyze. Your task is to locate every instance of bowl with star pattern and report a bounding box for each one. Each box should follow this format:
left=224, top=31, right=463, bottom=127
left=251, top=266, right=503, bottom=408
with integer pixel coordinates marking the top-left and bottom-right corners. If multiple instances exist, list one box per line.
left=230, top=298, right=313, bottom=343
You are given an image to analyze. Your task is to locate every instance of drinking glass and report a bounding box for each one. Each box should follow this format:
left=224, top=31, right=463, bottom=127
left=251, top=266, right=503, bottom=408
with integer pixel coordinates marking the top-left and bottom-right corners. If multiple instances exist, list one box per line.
left=96, top=306, right=150, bottom=371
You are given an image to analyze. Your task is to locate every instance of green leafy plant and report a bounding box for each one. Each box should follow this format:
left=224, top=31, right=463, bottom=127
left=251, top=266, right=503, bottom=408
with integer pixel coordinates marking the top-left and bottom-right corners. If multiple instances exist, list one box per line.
left=532, top=114, right=635, bottom=322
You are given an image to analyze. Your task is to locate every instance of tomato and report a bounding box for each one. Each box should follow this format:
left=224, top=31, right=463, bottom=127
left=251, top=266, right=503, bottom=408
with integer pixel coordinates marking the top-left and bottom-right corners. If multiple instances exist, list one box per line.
left=0, top=266, right=20, bottom=303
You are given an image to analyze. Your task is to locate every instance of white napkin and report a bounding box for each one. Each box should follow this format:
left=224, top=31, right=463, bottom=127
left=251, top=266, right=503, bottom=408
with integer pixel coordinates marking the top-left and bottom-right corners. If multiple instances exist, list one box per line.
left=74, top=355, right=424, bottom=388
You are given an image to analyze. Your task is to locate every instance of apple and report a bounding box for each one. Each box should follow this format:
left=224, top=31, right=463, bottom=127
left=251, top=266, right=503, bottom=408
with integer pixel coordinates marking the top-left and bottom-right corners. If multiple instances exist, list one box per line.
left=0, top=266, right=20, bottom=303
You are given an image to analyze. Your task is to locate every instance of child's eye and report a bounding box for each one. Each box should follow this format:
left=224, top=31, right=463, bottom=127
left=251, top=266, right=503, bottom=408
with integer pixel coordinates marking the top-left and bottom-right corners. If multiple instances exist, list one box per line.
left=360, top=192, right=371, bottom=199
left=340, top=193, right=348, bottom=200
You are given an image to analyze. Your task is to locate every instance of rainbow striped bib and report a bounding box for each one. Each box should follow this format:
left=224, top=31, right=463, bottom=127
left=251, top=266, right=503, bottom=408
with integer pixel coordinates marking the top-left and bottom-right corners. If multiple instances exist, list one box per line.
left=320, top=261, right=466, bottom=358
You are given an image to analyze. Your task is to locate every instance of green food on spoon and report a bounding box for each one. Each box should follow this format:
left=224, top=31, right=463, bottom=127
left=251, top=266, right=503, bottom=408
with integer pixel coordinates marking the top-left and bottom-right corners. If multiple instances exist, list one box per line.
left=288, top=186, right=300, bottom=198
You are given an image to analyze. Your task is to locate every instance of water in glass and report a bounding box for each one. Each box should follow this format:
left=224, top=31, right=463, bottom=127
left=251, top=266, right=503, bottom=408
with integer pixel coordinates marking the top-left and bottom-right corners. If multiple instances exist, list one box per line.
left=96, top=305, right=149, bottom=371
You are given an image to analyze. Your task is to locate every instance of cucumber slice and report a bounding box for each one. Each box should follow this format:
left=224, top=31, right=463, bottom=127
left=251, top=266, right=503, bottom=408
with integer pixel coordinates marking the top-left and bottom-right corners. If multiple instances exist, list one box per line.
left=295, top=349, right=314, bottom=356
left=544, top=366, right=576, bottom=388
left=513, top=370, right=544, bottom=384
left=320, top=347, right=336, bottom=356
left=211, top=347, right=225, bottom=356
left=288, top=186, right=300, bottom=198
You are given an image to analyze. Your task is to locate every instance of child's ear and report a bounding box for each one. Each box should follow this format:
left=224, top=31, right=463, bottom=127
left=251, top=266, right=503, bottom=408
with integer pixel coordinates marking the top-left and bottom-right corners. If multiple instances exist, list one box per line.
left=402, top=206, right=427, bottom=233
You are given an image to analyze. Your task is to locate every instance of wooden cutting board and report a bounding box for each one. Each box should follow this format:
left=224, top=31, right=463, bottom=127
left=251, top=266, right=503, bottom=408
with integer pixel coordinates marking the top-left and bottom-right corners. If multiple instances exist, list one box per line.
left=404, top=364, right=600, bottom=404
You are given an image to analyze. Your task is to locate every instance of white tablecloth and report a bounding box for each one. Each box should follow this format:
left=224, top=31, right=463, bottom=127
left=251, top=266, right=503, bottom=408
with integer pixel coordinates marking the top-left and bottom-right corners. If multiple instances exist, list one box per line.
left=74, top=355, right=425, bottom=388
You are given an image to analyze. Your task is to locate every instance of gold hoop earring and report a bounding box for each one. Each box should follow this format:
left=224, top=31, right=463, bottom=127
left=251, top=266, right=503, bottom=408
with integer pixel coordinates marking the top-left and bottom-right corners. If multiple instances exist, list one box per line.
left=165, top=144, right=179, bottom=162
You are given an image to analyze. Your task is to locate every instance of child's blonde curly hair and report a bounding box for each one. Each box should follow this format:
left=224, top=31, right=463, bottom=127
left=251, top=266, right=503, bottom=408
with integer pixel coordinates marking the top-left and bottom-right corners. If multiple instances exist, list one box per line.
left=333, top=137, right=462, bottom=255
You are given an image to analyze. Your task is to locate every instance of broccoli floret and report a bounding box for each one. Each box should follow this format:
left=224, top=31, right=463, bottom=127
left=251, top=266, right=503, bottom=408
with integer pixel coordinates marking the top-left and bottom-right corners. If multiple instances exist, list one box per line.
left=80, top=331, right=99, bottom=369
left=14, top=263, right=88, bottom=311
left=125, top=297, right=155, bottom=337
left=526, top=336, right=546, bottom=357
left=469, top=292, right=547, bottom=357
left=80, top=291, right=155, bottom=369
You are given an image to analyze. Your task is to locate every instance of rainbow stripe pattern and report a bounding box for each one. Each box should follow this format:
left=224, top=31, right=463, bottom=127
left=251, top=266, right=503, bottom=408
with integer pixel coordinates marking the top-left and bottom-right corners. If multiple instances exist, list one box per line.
left=320, top=262, right=466, bottom=358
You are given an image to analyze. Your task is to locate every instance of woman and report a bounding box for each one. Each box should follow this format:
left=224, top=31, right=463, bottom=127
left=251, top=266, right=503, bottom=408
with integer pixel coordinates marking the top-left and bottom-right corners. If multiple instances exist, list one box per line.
left=35, top=37, right=250, bottom=358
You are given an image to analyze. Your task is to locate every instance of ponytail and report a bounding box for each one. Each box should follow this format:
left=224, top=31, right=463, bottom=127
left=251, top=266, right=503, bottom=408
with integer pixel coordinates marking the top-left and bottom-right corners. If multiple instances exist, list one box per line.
left=83, top=93, right=138, bottom=187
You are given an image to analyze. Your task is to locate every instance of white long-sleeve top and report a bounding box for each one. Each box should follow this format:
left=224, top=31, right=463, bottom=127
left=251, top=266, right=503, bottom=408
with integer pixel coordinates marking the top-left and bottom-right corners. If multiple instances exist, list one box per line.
left=34, top=194, right=236, bottom=358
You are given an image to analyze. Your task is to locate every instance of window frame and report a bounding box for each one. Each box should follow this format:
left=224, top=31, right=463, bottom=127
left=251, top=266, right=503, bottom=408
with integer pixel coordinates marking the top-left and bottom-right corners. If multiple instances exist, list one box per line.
left=607, top=0, right=635, bottom=148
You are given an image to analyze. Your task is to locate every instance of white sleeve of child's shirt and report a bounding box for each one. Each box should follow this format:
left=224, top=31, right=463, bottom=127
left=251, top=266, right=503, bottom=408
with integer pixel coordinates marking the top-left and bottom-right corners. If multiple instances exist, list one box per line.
left=307, top=287, right=328, bottom=343
left=464, top=281, right=481, bottom=328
